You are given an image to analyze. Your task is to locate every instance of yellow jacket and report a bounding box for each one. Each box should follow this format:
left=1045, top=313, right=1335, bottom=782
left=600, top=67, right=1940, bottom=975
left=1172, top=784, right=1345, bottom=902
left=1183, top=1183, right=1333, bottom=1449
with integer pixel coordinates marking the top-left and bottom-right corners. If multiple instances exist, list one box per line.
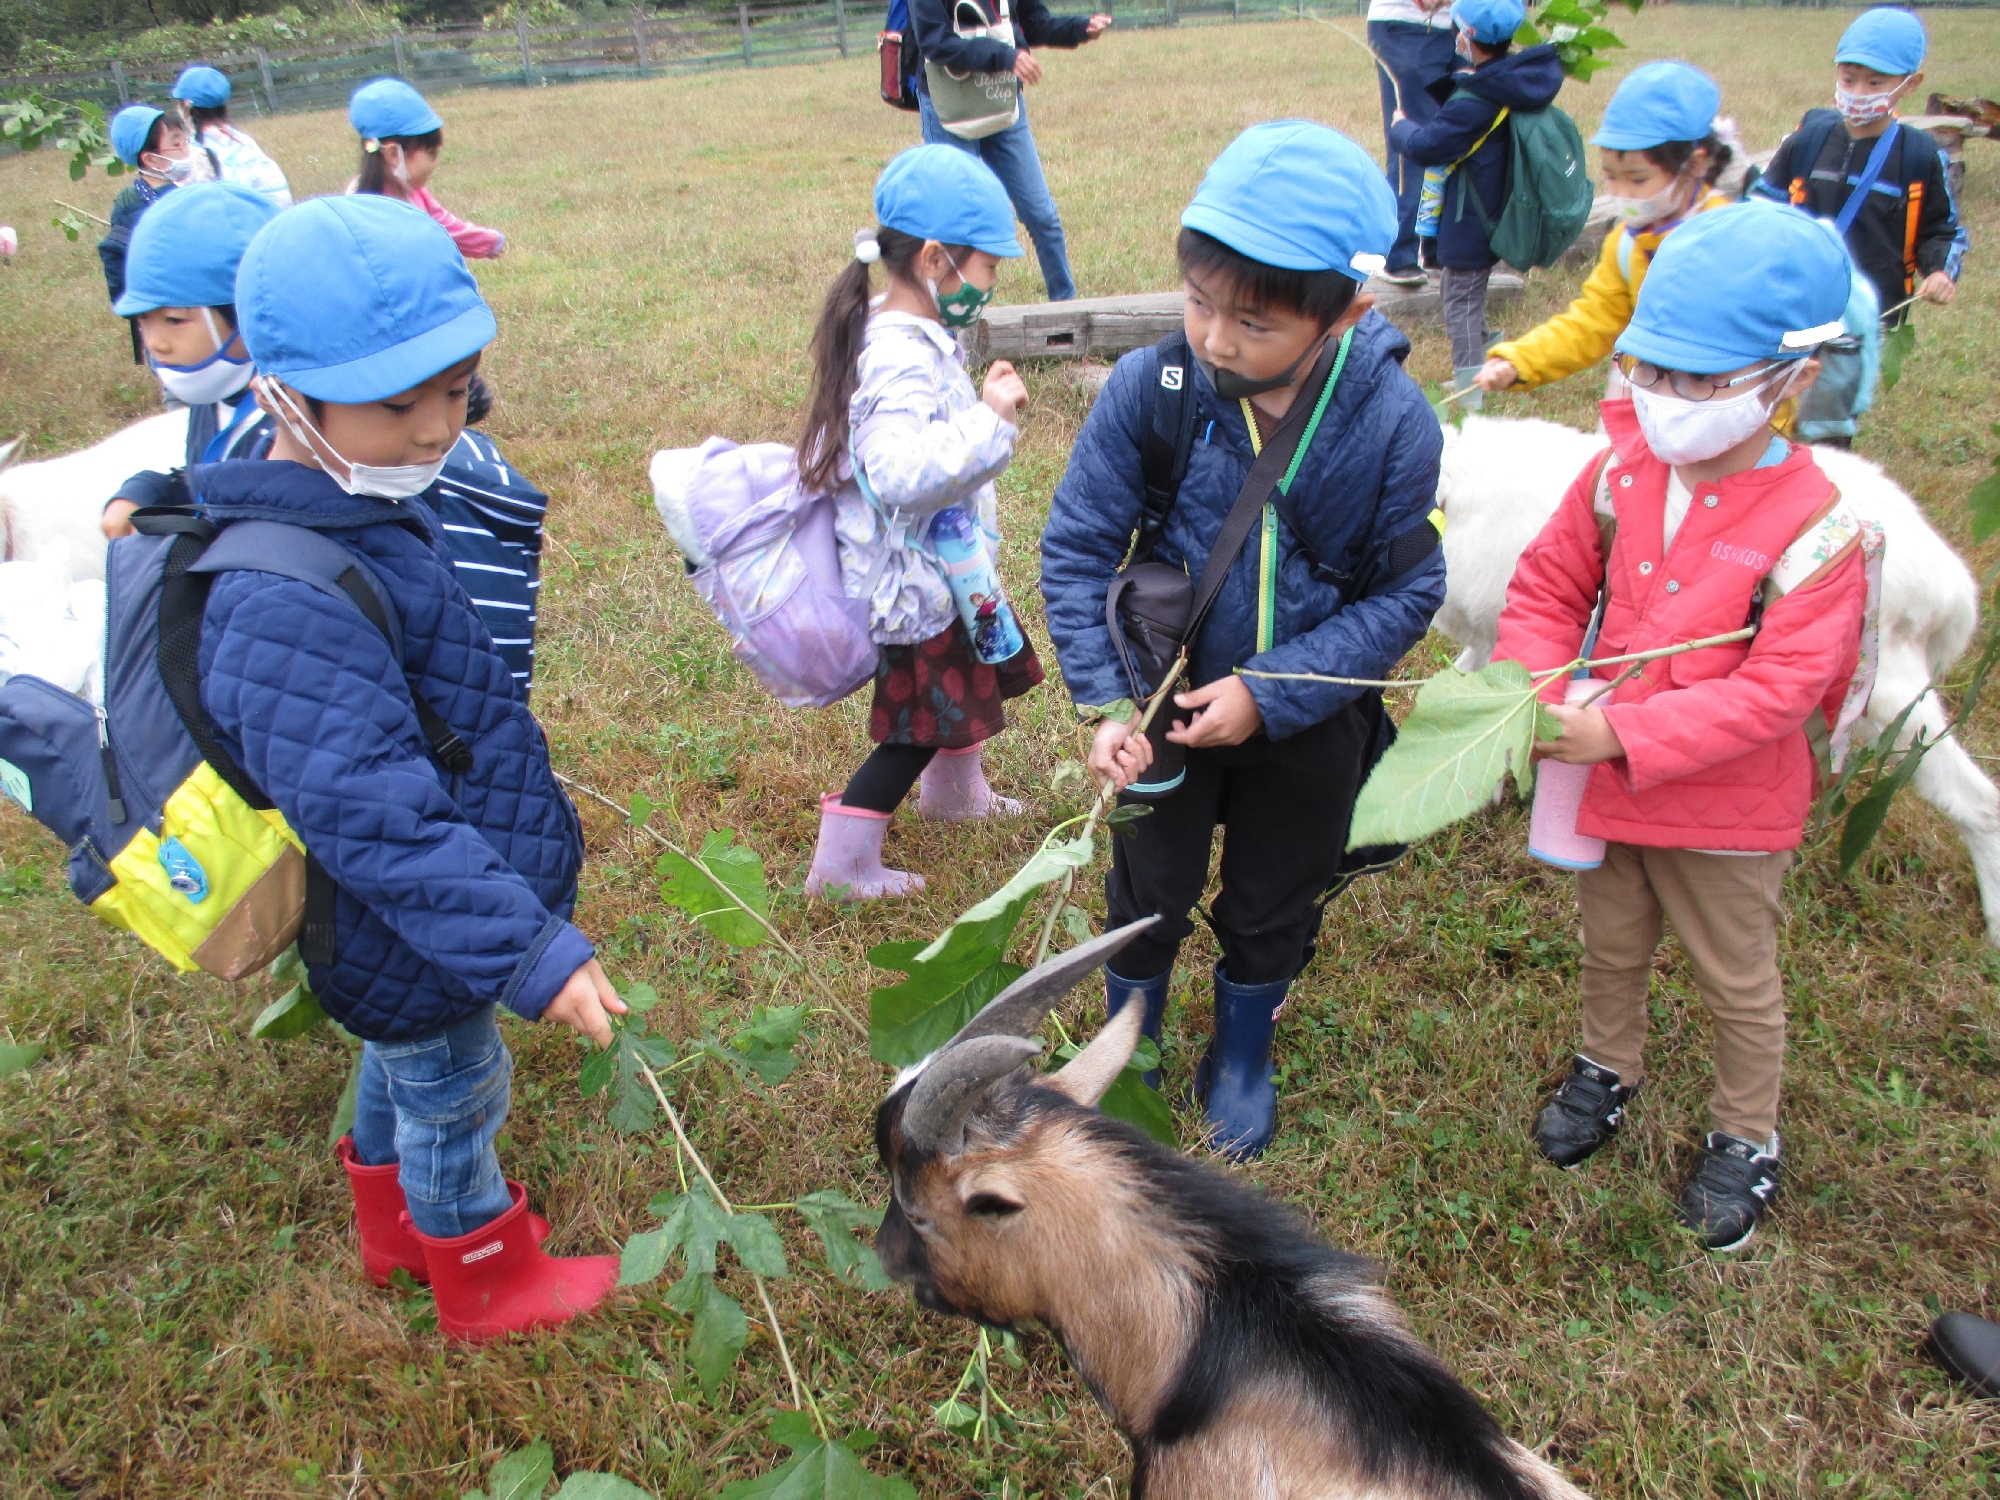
left=1489, top=189, right=1733, bottom=389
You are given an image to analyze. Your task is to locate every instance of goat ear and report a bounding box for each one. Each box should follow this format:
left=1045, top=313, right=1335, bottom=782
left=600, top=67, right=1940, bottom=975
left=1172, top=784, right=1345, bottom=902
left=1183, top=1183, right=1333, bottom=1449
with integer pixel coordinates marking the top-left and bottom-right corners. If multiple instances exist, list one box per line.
left=1046, top=990, right=1145, bottom=1108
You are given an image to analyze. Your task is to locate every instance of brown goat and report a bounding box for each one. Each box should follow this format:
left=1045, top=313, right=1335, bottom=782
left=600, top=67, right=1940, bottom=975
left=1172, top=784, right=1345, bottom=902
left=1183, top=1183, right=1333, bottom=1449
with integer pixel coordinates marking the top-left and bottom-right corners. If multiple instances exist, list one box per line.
left=875, top=919, right=1591, bottom=1500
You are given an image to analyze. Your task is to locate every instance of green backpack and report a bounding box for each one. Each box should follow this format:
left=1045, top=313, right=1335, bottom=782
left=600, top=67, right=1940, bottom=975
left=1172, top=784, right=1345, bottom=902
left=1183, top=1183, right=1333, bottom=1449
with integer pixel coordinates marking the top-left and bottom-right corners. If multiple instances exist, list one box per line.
left=1459, top=100, right=1593, bottom=270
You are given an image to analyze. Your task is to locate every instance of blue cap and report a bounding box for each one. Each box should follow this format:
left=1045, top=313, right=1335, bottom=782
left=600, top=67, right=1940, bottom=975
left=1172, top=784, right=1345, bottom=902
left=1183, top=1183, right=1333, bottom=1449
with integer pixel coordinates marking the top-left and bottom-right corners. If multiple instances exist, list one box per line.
left=115, top=182, right=279, bottom=317
left=1591, top=61, right=1719, bottom=150
left=236, top=194, right=496, bottom=402
left=1451, top=0, right=1525, bottom=47
left=1617, top=201, right=1850, bottom=373
left=348, top=77, right=444, bottom=140
left=1181, top=120, right=1395, bottom=278
left=109, top=104, right=165, bottom=166
left=171, top=65, right=231, bottom=107
left=873, top=145, right=1024, bottom=258
left=1836, top=7, right=1925, bottom=76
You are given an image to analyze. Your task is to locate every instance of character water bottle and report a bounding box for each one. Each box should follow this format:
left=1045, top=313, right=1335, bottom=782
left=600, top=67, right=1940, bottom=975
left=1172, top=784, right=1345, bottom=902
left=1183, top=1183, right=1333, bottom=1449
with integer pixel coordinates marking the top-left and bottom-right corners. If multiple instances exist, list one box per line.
left=929, top=504, right=1025, bottom=665
left=1528, top=676, right=1609, bottom=870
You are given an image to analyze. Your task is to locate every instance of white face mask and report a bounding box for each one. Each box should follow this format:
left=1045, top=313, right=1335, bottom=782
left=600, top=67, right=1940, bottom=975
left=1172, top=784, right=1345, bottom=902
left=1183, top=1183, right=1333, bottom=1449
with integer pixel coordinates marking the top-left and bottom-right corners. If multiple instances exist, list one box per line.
left=259, top=376, right=448, bottom=500
left=142, top=150, right=195, bottom=184
left=151, top=309, right=255, bottom=407
left=1629, top=364, right=1799, bottom=466
left=1611, top=172, right=1692, bottom=230
left=1835, top=82, right=1903, bottom=129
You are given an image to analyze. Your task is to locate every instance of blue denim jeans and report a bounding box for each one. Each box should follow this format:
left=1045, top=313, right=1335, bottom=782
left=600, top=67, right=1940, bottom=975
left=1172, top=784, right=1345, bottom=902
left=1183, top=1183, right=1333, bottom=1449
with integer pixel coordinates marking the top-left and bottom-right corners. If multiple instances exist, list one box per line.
left=1369, top=20, right=1462, bottom=273
left=351, top=1005, right=514, bottom=1238
left=918, top=89, right=1076, bottom=302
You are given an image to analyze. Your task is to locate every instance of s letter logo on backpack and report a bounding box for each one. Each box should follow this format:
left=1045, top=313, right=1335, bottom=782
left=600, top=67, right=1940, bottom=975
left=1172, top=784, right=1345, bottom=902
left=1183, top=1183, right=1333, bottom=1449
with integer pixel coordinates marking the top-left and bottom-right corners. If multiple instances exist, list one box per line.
left=1160, top=365, right=1184, bottom=392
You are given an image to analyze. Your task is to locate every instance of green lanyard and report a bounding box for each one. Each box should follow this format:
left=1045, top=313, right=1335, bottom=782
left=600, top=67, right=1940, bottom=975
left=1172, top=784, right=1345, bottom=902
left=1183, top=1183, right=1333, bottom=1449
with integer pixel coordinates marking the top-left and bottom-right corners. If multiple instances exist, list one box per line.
left=1238, top=328, right=1353, bottom=654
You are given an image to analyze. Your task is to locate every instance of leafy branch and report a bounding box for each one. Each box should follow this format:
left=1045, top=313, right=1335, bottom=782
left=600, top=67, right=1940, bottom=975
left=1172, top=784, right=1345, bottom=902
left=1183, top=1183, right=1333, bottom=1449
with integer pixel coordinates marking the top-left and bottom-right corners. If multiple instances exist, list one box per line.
left=1515, top=0, right=1636, bottom=82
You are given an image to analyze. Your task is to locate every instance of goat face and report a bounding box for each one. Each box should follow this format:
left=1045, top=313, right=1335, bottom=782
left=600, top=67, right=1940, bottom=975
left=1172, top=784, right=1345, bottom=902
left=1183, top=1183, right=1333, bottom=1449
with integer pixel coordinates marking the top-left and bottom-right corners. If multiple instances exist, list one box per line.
left=871, top=920, right=1165, bottom=1333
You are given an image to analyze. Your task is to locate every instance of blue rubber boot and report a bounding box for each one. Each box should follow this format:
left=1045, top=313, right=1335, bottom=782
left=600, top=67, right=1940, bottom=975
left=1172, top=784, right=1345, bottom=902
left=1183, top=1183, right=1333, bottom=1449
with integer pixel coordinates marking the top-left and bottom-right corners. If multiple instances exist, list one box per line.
left=1104, top=965, right=1171, bottom=1090
left=1194, top=963, right=1289, bottom=1162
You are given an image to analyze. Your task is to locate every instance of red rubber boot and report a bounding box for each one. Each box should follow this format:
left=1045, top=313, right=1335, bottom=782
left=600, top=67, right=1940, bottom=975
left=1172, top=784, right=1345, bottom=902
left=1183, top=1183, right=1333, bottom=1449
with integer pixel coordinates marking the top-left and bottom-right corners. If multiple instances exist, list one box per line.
left=336, top=1136, right=547, bottom=1288
left=410, top=1181, right=620, bottom=1341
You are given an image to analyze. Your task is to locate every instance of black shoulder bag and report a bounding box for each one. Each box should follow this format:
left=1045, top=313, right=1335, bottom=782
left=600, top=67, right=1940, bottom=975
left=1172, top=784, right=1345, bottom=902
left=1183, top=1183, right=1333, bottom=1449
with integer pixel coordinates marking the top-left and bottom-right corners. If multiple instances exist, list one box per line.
left=1103, top=333, right=1343, bottom=802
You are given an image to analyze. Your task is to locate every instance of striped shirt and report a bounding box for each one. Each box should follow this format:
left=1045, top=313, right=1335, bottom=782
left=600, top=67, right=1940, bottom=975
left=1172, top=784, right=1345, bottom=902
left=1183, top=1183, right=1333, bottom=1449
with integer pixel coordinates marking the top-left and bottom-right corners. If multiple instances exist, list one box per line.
left=427, top=430, right=549, bottom=697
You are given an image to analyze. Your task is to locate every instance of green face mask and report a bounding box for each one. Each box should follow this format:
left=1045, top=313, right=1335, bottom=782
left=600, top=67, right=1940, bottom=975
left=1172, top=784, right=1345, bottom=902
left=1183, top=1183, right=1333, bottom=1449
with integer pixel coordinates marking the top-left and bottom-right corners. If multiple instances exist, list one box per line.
left=930, top=251, right=994, bottom=329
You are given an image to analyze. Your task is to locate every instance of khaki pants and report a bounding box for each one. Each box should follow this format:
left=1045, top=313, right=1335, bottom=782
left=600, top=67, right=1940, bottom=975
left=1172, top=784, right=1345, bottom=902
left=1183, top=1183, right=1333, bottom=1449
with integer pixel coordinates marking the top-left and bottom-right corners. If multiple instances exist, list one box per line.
left=1576, top=843, right=1792, bottom=1142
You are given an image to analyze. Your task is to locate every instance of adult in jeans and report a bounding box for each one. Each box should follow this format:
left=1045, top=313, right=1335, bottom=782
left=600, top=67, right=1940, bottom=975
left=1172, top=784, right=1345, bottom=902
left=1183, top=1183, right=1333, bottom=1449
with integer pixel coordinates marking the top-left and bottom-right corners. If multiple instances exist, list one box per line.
left=911, top=0, right=1111, bottom=302
left=1368, top=0, right=1459, bottom=285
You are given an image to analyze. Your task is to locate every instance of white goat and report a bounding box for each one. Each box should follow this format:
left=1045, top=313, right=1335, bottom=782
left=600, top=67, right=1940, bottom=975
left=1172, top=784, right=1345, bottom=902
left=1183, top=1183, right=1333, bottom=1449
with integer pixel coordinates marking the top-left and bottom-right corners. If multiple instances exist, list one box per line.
left=0, top=409, right=188, bottom=580
left=1435, top=413, right=2000, bottom=944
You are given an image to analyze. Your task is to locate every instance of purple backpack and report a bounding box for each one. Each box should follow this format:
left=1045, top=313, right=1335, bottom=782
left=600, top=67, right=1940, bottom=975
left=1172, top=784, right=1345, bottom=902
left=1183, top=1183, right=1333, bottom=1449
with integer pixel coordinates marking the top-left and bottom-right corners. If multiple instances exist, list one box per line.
left=650, top=438, right=879, bottom=709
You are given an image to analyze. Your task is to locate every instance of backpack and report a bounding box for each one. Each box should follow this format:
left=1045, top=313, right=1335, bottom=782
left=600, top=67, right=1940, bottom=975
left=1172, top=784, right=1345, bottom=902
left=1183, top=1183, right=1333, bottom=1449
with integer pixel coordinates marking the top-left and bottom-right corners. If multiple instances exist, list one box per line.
left=0, top=510, right=472, bottom=980
left=650, top=438, right=880, bottom=709
left=1126, top=333, right=1444, bottom=891
left=878, top=0, right=921, bottom=111
left=924, top=0, right=1021, bottom=140
left=1458, top=98, right=1592, bottom=270
left=1779, top=110, right=1941, bottom=299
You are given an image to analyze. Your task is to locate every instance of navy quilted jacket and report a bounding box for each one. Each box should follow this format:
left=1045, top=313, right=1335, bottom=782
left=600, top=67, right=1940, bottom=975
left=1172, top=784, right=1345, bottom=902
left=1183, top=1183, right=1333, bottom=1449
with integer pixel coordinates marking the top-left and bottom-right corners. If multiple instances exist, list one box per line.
left=190, top=458, right=592, bottom=1043
left=1040, top=310, right=1445, bottom=741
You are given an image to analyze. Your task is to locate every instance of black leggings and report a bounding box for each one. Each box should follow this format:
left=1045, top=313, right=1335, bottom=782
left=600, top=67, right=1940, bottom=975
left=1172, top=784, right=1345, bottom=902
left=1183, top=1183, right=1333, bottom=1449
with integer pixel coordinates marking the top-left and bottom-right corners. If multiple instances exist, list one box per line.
left=842, top=744, right=938, bottom=814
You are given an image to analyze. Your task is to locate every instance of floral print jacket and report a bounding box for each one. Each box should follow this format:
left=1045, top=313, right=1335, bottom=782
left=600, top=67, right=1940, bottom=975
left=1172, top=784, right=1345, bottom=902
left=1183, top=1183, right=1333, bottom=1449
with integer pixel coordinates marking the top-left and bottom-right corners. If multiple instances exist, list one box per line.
left=837, top=312, right=1015, bottom=645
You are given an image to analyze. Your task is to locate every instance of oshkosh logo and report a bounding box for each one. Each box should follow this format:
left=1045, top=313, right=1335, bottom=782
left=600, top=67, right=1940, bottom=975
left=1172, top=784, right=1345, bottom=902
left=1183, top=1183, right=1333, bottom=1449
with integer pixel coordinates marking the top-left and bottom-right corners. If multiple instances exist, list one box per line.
left=1710, top=541, right=1771, bottom=571
left=1160, top=365, right=1184, bottom=391
left=461, top=1240, right=505, bottom=1265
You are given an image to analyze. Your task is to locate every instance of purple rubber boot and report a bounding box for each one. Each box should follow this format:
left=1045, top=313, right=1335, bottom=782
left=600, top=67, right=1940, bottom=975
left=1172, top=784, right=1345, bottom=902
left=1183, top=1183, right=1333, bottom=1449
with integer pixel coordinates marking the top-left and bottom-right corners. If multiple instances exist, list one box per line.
left=917, top=744, right=1023, bottom=822
left=804, top=794, right=926, bottom=901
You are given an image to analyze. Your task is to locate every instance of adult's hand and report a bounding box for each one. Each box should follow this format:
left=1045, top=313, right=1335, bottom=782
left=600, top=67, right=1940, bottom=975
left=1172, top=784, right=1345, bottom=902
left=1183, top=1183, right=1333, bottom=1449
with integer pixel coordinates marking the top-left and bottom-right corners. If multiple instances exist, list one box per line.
left=1013, top=50, right=1044, bottom=84
left=1083, top=14, right=1112, bottom=38
left=1165, top=676, right=1263, bottom=749
left=543, top=957, right=627, bottom=1048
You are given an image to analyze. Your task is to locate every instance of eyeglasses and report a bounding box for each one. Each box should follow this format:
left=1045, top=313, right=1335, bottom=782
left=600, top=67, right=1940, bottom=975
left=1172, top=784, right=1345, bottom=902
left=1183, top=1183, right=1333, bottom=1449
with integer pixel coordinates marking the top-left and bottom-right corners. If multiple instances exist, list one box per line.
left=1615, top=355, right=1779, bottom=403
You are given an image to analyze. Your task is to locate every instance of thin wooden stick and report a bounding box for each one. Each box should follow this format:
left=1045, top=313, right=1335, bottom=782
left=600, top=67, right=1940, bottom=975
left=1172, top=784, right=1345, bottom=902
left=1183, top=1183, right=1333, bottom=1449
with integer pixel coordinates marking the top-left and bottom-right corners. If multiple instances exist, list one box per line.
left=555, top=771, right=868, bottom=1040
left=1302, top=10, right=1404, bottom=113
left=638, top=1058, right=826, bottom=1438
left=52, top=198, right=112, bottom=226
left=1236, top=627, right=1760, bottom=692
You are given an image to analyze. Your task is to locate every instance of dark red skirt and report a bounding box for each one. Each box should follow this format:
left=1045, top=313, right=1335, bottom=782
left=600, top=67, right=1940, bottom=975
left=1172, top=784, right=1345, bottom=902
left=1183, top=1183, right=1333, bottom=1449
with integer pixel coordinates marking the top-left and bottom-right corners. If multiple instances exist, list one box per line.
left=868, top=621, right=1044, bottom=748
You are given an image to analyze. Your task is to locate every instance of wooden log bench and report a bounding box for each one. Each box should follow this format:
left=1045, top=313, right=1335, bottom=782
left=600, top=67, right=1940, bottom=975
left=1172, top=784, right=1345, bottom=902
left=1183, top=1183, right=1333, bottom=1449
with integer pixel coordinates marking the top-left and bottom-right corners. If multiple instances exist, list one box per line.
left=959, top=270, right=1525, bottom=364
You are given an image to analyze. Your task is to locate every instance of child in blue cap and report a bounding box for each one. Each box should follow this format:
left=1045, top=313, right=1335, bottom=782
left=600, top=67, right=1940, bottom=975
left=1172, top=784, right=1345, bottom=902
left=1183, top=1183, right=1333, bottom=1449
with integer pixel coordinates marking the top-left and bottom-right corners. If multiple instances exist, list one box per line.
left=1751, top=6, right=1965, bottom=327
left=1494, top=200, right=1867, bottom=1253
left=100, top=182, right=281, bottom=540
left=171, top=63, right=292, bottom=207
left=1041, top=122, right=1446, bottom=1161
left=98, top=104, right=197, bottom=309
left=195, top=193, right=620, bottom=1336
left=796, top=143, right=1042, bottom=900
left=347, top=78, right=505, bottom=260
left=1481, top=61, right=1739, bottom=398
left=1387, top=0, right=1563, bottom=406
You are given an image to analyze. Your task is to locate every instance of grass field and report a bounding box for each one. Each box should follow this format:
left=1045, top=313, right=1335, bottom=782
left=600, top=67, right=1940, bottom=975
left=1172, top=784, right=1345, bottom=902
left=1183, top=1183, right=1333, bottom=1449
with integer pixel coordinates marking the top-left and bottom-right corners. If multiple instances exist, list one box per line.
left=4, top=8, right=2000, bottom=1496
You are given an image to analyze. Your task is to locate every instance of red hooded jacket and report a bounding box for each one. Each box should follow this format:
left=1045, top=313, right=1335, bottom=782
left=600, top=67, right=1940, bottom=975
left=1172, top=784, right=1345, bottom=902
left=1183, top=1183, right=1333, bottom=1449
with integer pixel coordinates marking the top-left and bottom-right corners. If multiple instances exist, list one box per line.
left=1493, top=401, right=1865, bottom=851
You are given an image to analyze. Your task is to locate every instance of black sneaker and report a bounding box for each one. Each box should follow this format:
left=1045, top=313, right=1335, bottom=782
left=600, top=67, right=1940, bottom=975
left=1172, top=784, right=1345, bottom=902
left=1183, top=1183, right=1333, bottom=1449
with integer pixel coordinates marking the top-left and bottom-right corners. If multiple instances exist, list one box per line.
left=1534, top=1055, right=1637, bottom=1168
left=1677, top=1131, right=1781, bottom=1252
left=1378, top=264, right=1430, bottom=289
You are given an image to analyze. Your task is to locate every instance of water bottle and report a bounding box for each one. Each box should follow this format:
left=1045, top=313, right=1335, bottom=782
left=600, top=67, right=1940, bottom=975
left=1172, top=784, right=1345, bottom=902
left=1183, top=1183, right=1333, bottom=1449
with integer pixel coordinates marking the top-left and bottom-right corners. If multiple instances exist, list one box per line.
left=929, top=504, right=1025, bottom=665
left=1528, top=676, right=1608, bottom=871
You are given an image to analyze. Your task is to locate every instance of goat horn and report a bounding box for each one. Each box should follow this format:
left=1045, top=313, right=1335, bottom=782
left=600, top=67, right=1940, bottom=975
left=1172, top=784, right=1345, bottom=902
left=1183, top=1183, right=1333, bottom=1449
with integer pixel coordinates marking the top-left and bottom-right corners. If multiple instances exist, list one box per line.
left=944, top=915, right=1161, bottom=1051
left=901, top=1034, right=1043, bottom=1155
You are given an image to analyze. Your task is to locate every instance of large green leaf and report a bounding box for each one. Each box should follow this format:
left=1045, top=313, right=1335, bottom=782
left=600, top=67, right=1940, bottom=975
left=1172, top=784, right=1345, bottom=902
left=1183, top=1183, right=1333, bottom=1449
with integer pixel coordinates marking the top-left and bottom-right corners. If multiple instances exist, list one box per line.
left=326, top=1043, right=363, bottom=1147
left=1346, top=660, right=1557, bottom=848
left=795, top=1190, right=894, bottom=1291
left=1839, top=730, right=1934, bottom=876
left=553, top=1475, right=655, bottom=1499
left=251, top=982, right=327, bottom=1040
left=722, top=1210, right=789, bottom=1278
left=688, top=1273, right=749, bottom=1395
left=868, top=952, right=1025, bottom=1069
left=604, top=1025, right=679, bottom=1134
left=465, top=1440, right=555, bottom=1500
left=1879, top=319, right=1917, bottom=393
left=1096, top=1060, right=1175, bottom=1146
left=0, top=1040, right=47, bottom=1078
left=657, top=830, right=770, bottom=947
left=912, top=833, right=1094, bottom=964
left=717, top=1433, right=918, bottom=1499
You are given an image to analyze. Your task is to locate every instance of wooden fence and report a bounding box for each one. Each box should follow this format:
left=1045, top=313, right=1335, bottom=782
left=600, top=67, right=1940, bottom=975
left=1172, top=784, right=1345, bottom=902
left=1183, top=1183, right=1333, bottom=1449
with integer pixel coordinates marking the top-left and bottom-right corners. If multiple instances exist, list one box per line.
left=1, top=0, right=1327, bottom=117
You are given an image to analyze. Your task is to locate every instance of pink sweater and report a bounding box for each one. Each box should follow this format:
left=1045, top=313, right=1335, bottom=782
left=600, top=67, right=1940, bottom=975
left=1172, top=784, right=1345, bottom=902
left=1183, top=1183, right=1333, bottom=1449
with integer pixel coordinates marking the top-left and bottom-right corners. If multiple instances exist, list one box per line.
left=346, top=178, right=505, bottom=259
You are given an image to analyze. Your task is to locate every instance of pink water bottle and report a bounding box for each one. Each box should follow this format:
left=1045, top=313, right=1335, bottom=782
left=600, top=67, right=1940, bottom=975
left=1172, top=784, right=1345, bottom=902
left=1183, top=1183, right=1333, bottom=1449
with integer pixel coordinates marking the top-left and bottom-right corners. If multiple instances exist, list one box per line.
left=1528, top=677, right=1608, bottom=871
